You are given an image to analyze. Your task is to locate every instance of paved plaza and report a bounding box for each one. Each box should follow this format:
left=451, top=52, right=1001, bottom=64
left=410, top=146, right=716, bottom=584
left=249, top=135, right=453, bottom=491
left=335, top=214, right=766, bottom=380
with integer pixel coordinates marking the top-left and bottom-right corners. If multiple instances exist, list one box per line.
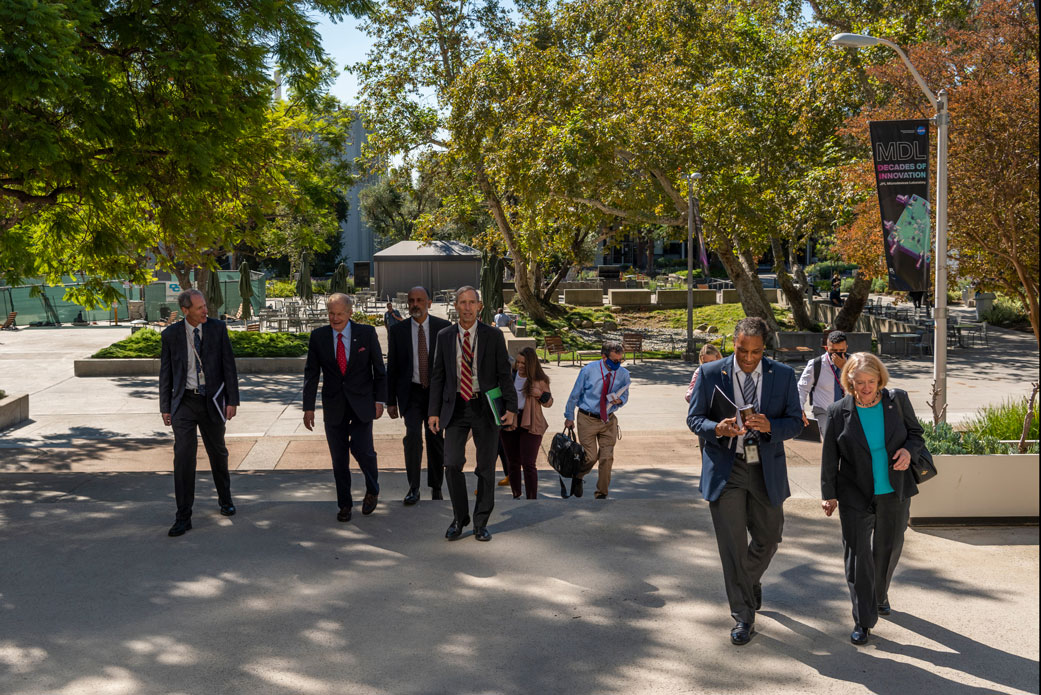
left=0, top=316, right=1038, bottom=694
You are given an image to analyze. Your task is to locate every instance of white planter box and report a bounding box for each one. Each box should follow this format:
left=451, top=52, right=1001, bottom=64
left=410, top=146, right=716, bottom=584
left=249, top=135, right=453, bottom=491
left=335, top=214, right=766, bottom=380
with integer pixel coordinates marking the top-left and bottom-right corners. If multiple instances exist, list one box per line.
left=911, top=454, right=1040, bottom=522
left=0, top=392, right=29, bottom=431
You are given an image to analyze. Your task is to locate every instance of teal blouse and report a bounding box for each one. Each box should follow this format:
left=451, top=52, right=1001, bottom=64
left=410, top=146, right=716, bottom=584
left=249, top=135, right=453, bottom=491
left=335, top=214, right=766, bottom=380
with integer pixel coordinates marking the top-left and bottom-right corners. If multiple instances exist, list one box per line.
left=857, top=401, right=895, bottom=495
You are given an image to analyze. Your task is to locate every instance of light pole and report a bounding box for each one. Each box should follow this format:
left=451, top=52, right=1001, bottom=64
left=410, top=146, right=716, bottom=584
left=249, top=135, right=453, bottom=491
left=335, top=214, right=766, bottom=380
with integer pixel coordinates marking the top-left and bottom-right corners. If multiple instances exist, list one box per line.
left=686, top=172, right=702, bottom=360
left=829, top=33, right=949, bottom=423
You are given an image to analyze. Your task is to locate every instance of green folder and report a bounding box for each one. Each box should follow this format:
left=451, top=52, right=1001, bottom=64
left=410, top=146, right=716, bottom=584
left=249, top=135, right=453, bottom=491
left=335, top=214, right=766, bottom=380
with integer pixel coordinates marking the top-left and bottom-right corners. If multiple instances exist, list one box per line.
left=485, top=386, right=506, bottom=427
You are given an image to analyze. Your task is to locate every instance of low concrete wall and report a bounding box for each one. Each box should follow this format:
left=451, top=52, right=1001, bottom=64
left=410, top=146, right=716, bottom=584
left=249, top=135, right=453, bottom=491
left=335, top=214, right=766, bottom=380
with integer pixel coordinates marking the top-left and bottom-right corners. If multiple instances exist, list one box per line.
left=502, top=289, right=516, bottom=304
left=655, top=289, right=718, bottom=308
left=762, top=289, right=780, bottom=303
left=75, top=357, right=308, bottom=377
left=811, top=300, right=918, bottom=338
left=719, top=289, right=739, bottom=304
left=564, top=288, right=605, bottom=306
left=505, top=335, right=537, bottom=358
left=0, top=393, right=29, bottom=431
left=912, top=454, right=1039, bottom=522
left=608, top=289, right=653, bottom=308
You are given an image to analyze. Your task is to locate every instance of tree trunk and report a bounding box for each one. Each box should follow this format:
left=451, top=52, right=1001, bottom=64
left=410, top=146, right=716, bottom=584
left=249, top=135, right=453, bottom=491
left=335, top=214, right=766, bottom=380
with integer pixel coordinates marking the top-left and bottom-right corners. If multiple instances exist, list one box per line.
left=1009, top=255, right=1040, bottom=347
left=714, top=234, right=780, bottom=340
left=543, top=264, right=570, bottom=303
left=833, top=272, right=872, bottom=331
left=770, top=235, right=816, bottom=330
left=172, top=266, right=193, bottom=292
left=196, top=267, right=219, bottom=317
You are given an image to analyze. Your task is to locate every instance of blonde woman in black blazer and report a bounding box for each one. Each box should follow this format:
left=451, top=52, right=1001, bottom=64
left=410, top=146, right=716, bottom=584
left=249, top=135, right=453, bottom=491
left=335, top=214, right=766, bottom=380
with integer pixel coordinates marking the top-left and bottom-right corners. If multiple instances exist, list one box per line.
left=821, top=352, right=924, bottom=646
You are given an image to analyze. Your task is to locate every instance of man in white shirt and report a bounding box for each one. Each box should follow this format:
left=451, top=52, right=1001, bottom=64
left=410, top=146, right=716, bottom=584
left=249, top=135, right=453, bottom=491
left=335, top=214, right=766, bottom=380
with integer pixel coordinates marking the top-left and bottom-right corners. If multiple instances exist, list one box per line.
left=797, top=331, right=849, bottom=438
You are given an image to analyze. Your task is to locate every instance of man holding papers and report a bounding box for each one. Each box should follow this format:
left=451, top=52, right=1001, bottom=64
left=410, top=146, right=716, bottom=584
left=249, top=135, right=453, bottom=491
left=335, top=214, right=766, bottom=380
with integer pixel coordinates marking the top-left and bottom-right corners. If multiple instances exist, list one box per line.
left=428, top=287, right=516, bottom=542
left=563, top=341, right=631, bottom=499
left=686, top=317, right=803, bottom=646
left=159, top=288, right=240, bottom=537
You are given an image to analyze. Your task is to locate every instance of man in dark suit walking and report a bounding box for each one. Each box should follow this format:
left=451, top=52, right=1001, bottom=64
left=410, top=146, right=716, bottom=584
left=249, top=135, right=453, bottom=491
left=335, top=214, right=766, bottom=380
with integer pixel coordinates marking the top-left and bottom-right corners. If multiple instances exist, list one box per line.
left=386, top=286, right=452, bottom=505
left=160, top=288, right=240, bottom=537
left=303, top=293, right=387, bottom=522
left=687, top=317, right=803, bottom=645
left=428, top=286, right=516, bottom=542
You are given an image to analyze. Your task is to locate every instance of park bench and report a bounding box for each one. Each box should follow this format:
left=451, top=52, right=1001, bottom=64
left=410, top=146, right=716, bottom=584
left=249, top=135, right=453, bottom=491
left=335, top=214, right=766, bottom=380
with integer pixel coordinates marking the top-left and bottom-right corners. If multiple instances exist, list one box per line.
left=542, top=335, right=571, bottom=365
left=1, top=312, right=17, bottom=330
left=245, top=323, right=261, bottom=332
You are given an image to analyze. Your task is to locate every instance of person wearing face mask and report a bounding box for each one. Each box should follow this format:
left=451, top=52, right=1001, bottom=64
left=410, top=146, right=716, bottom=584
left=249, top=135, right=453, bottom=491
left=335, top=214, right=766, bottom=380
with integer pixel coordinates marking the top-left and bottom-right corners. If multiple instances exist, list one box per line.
left=821, top=352, right=923, bottom=646
left=563, top=341, right=631, bottom=500
left=686, top=317, right=804, bottom=646
left=797, top=330, right=849, bottom=438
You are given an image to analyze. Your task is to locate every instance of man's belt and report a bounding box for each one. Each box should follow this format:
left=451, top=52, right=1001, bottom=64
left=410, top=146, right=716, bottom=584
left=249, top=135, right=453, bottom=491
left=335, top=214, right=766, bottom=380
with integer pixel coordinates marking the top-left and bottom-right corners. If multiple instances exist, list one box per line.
left=578, top=407, right=601, bottom=419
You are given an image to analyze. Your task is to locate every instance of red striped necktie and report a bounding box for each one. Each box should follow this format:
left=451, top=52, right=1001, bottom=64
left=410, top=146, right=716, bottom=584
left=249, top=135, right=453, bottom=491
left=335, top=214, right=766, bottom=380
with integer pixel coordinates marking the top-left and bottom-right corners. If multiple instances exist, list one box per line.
left=460, top=330, right=474, bottom=400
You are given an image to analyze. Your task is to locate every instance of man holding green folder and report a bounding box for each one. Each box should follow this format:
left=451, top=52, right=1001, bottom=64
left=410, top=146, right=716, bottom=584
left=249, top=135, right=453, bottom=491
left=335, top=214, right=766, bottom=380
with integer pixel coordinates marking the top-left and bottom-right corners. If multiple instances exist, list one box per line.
left=428, top=286, right=517, bottom=542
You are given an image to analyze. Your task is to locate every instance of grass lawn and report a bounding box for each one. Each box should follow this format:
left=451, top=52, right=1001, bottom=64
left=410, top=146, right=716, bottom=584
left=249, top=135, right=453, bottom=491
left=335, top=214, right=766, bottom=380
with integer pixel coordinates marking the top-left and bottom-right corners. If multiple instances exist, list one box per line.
left=656, top=304, right=795, bottom=331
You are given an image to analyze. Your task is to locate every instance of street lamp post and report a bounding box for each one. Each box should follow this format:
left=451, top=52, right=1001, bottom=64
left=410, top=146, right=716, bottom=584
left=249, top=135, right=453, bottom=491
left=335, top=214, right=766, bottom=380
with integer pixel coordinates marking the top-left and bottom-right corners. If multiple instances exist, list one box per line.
left=686, top=172, right=702, bottom=360
left=829, top=33, right=949, bottom=423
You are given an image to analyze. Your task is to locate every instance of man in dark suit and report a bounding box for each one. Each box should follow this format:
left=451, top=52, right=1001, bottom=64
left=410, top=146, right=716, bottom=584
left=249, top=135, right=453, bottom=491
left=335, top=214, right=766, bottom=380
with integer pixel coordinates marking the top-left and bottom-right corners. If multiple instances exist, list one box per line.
left=303, top=293, right=387, bottom=522
left=159, top=288, right=240, bottom=537
left=386, top=286, right=452, bottom=505
left=428, top=286, right=517, bottom=542
left=687, top=317, right=803, bottom=645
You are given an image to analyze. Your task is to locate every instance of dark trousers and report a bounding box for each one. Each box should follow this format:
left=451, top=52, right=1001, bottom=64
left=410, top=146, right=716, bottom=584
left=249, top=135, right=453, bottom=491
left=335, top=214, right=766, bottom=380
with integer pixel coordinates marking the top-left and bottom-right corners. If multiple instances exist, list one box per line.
left=402, top=383, right=444, bottom=492
left=324, top=400, right=379, bottom=510
left=839, top=493, right=911, bottom=629
left=709, top=457, right=785, bottom=624
left=501, top=426, right=542, bottom=499
left=172, top=393, right=231, bottom=521
left=444, top=395, right=499, bottom=529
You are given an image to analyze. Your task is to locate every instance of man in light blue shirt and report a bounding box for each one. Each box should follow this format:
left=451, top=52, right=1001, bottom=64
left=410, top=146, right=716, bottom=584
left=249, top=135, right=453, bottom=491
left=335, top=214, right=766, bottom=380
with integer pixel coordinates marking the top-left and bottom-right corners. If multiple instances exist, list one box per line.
left=563, top=341, right=631, bottom=499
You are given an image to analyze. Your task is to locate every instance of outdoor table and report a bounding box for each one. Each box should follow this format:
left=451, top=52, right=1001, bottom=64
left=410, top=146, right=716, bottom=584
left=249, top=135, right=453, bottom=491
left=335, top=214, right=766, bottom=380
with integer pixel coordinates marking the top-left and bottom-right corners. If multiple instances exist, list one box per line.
left=954, top=324, right=981, bottom=348
left=889, top=333, right=919, bottom=356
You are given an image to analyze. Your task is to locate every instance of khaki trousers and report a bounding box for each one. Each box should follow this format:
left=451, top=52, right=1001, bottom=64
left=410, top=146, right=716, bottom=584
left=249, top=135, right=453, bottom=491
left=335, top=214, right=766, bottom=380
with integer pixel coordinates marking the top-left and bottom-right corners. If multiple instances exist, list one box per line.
left=576, top=410, right=618, bottom=496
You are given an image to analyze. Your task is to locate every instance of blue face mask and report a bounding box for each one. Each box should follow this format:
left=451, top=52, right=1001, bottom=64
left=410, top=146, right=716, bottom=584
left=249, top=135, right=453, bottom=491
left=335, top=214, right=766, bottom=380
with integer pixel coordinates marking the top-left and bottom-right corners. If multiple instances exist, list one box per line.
left=604, top=358, right=621, bottom=371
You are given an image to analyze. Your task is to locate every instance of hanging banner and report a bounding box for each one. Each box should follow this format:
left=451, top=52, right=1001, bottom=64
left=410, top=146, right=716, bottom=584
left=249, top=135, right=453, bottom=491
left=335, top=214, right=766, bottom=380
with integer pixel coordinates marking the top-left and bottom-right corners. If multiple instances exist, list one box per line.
left=869, top=119, right=931, bottom=292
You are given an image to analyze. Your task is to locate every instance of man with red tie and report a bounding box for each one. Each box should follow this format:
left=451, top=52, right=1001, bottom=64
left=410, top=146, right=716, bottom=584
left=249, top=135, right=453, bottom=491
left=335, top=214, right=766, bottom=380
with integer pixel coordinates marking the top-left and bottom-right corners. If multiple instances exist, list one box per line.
left=303, top=293, right=387, bottom=523
left=428, top=286, right=516, bottom=542
left=563, top=341, right=632, bottom=499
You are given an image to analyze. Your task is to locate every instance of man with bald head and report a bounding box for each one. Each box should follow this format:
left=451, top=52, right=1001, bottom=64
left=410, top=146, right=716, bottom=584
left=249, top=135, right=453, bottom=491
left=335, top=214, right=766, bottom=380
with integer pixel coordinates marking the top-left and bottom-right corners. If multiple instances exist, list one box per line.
left=303, top=292, right=387, bottom=522
left=386, top=286, right=452, bottom=504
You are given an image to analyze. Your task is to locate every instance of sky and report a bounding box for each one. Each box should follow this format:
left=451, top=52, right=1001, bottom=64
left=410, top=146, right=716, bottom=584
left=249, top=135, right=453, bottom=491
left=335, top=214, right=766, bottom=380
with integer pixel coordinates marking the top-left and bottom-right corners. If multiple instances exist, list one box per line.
left=313, top=13, right=375, bottom=106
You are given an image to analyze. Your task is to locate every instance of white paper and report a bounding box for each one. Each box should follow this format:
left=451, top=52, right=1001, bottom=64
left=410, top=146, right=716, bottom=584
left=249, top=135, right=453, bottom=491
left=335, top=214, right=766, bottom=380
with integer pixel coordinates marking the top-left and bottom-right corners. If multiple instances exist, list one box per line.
left=211, top=382, right=227, bottom=423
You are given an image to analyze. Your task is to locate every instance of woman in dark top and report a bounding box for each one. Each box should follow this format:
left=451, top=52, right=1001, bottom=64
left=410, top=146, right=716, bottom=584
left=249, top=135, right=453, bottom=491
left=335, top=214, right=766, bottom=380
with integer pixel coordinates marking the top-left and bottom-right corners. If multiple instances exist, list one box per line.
left=821, top=352, right=924, bottom=646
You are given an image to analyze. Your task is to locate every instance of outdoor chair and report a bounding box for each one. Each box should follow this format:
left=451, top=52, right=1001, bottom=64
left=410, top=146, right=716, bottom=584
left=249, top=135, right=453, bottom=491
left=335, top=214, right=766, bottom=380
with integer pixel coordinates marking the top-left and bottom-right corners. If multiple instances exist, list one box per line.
left=541, top=335, right=571, bottom=365
left=622, top=332, right=644, bottom=363
left=911, top=329, right=933, bottom=356
left=1, top=312, right=17, bottom=330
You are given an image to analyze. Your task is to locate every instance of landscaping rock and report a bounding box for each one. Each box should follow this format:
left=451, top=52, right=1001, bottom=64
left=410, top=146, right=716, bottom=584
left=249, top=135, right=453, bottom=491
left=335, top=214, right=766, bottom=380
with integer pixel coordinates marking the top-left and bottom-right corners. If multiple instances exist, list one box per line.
left=603, top=320, right=618, bottom=330
left=696, top=323, right=708, bottom=332
left=582, top=319, right=593, bottom=328
left=706, top=325, right=718, bottom=333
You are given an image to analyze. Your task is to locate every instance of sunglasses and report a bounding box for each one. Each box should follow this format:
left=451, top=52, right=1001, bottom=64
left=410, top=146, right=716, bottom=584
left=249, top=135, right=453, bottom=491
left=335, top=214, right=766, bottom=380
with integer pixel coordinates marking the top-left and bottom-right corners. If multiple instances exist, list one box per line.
left=828, top=350, right=847, bottom=358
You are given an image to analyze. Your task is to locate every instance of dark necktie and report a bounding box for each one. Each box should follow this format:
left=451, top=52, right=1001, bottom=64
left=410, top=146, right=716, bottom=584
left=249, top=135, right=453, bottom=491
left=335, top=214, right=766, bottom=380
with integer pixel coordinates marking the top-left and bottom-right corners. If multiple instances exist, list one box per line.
left=336, top=334, right=347, bottom=375
left=599, top=372, right=611, bottom=422
left=417, top=323, right=429, bottom=388
left=741, top=371, right=758, bottom=411
left=460, top=330, right=474, bottom=400
left=193, top=327, right=205, bottom=396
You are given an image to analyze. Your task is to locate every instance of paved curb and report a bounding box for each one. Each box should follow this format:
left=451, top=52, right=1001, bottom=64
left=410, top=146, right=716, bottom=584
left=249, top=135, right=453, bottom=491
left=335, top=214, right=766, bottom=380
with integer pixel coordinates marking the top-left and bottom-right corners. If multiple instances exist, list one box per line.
left=74, top=356, right=306, bottom=377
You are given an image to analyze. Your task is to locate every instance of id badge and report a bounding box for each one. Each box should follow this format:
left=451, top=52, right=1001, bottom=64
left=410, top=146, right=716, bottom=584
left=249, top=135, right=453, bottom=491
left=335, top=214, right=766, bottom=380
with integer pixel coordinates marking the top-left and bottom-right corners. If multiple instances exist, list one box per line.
left=744, top=442, right=760, bottom=464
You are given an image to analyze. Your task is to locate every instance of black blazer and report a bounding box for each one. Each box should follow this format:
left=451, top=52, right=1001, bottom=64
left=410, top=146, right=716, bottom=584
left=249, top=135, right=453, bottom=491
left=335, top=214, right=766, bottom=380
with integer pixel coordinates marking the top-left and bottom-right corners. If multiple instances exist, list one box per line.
left=385, top=314, right=452, bottom=410
left=303, top=321, right=387, bottom=425
left=821, top=388, right=924, bottom=510
left=427, top=321, right=517, bottom=425
left=159, top=319, right=239, bottom=421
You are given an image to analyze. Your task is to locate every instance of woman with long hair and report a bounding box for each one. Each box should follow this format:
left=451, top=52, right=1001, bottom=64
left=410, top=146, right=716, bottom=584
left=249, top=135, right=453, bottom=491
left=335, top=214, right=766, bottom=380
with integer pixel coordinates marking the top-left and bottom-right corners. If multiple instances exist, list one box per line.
left=501, top=347, right=552, bottom=499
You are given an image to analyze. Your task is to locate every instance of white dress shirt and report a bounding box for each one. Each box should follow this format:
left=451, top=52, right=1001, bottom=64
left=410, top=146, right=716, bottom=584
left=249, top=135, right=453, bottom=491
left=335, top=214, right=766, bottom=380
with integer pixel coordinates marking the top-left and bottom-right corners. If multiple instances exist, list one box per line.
left=733, top=361, right=764, bottom=455
left=185, top=319, right=204, bottom=390
left=797, top=353, right=843, bottom=410
left=411, top=316, right=430, bottom=385
left=456, top=323, right=479, bottom=394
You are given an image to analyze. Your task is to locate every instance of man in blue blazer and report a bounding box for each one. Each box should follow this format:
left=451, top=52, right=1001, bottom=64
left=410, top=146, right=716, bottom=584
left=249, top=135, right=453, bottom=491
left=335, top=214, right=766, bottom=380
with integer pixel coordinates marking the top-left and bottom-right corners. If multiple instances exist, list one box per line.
left=687, top=317, right=803, bottom=645
left=303, top=293, right=387, bottom=523
left=160, top=288, right=240, bottom=537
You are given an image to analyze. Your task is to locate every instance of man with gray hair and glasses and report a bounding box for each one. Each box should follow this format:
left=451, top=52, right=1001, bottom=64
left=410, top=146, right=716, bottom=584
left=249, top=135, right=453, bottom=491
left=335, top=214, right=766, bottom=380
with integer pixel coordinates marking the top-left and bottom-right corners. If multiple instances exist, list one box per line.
left=159, top=288, right=240, bottom=537
left=686, top=316, right=803, bottom=646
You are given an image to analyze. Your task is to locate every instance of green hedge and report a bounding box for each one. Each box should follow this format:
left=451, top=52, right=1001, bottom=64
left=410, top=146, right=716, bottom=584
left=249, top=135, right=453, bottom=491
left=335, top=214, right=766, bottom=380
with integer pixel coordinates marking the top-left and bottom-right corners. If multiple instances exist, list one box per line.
left=93, top=328, right=311, bottom=358
left=920, top=397, right=1040, bottom=454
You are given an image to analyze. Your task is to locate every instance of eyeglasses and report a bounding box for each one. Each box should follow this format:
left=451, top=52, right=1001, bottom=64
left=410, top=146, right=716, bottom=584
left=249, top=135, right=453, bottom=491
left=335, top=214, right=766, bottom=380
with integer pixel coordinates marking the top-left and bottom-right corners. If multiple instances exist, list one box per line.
left=828, top=350, right=847, bottom=358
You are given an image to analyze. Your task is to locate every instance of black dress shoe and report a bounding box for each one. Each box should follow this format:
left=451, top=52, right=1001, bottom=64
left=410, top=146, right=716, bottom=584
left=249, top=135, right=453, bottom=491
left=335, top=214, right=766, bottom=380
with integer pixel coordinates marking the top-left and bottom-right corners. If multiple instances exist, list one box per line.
left=570, top=477, right=584, bottom=498
left=594, top=491, right=607, bottom=499
left=753, top=583, right=762, bottom=610
left=445, top=517, right=470, bottom=540
left=730, top=621, right=756, bottom=646
left=430, top=488, right=444, bottom=500
left=473, top=527, right=492, bottom=542
left=878, top=599, right=891, bottom=616
left=559, top=476, right=570, bottom=499
left=337, top=506, right=352, bottom=522
left=851, top=624, right=870, bottom=645
left=168, top=519, right=192, bottom=537
left=220, top=503, right=236, bottom=516
left=362, top=493, right=379, bottom=515
left=403, top=488, right=420, bottom=506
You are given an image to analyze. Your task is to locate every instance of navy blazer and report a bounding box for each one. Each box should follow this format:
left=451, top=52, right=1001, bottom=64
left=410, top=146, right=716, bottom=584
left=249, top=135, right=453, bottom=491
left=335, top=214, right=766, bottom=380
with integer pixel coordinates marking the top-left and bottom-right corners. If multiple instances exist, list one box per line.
left=821, top=388, right=923, bottom=510
left=302, top=321, right=387, bottom=425
left=385, top=314, right=452, bottom=410
left=159, top=319, right=239, bottom=422
left=427, top=321, right=517, bottom=425
left=687, top=354, right=804, bottom=506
